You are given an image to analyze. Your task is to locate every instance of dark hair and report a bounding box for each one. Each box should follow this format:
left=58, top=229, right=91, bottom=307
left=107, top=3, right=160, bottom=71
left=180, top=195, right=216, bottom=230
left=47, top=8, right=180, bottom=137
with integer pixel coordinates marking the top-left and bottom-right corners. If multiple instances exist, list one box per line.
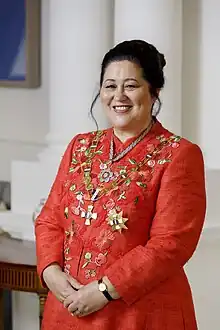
left=90, top=39, right=166, bottom=129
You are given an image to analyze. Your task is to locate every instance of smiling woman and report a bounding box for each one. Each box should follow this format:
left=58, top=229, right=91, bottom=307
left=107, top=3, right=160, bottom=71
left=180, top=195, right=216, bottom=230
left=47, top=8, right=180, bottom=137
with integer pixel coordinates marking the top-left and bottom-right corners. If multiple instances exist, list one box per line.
left=0, top=0, right=41, bottom=88
left=35, top=40, right=206, bottom=330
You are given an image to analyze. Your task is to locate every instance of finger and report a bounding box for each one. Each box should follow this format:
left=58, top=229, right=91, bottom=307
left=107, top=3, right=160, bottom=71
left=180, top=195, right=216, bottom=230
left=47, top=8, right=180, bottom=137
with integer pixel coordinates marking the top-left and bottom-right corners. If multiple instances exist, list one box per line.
left=77, top=310, right=88, bottom=318
left=72, top=303, right=87, bottom=318
left=71, top=309, right=82, bottom=317
left=63, top=295, right=74, bottom=308
left=77, top=310, right=92, bottom=318
left=66, top=275, right=83, bottom=290
left=77, top=305, right=90, bottom=318
left=68, top=301, right=78, bottom=313
left=70, top=310, right=78, bottom=316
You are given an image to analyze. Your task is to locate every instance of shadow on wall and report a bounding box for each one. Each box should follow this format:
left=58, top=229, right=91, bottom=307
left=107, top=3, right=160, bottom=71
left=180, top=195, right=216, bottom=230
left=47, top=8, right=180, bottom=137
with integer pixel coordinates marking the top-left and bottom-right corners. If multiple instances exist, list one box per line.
left=0, top=181, right=11, bottom=210
left=182, top=0, right=202, bottom=143
left=205, top=169, right=220, bottom=228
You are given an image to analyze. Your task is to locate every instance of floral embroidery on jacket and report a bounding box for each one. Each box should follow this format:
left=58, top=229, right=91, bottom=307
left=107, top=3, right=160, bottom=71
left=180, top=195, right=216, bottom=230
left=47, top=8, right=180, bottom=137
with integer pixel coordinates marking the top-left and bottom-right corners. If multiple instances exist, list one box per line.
left=95, top=229, right=115, bottom=250
left=62, top=129, right=182, bottom=278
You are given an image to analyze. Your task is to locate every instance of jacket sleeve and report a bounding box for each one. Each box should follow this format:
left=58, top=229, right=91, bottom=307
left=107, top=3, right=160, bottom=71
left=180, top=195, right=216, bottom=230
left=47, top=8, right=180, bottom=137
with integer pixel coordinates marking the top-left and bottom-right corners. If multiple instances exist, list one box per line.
left=104, top=143, right=206, bottom=305
left=35, top=135, right=78, bottom=283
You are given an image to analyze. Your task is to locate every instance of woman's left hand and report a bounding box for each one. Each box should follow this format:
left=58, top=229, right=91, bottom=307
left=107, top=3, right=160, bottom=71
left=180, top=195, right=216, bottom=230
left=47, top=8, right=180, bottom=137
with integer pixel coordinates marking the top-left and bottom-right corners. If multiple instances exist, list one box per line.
left=63, top=280, right=109, bottom=317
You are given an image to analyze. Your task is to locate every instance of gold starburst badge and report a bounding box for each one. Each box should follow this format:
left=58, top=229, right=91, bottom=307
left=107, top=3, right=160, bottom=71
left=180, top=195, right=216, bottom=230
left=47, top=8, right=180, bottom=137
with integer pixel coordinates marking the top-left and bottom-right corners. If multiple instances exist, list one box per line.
left=107, top=208, right=128, bottom=233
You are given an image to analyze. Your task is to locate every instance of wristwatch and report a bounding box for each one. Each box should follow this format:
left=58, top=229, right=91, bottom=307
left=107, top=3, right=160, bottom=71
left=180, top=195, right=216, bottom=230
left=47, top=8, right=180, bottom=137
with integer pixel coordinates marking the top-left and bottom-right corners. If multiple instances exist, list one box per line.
left=98, top=278, right=113, bottom=301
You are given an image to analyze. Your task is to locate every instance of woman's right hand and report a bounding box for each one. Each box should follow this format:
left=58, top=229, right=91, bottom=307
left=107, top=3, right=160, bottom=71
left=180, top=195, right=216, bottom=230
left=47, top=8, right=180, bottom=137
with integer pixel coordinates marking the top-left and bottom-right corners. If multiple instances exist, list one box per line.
left=43, top=264, right=83, bottom=303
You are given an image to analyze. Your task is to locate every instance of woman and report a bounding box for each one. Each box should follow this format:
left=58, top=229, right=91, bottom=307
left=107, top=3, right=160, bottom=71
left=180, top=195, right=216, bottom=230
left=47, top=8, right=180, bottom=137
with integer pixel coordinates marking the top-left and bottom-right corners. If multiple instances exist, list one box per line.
left=35, top=40, right=206, bottom=329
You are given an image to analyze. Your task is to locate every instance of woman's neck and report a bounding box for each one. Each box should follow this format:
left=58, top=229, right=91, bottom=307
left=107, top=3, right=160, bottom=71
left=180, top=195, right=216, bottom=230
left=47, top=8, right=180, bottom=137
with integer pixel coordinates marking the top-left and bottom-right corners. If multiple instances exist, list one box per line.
left=113, top=118, right=153, bottom=143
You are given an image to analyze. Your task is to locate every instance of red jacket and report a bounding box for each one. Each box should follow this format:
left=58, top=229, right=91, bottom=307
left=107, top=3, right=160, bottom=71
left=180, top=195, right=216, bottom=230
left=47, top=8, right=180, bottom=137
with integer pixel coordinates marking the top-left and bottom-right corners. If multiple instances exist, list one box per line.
left=35, top=121, right=206, bottom=329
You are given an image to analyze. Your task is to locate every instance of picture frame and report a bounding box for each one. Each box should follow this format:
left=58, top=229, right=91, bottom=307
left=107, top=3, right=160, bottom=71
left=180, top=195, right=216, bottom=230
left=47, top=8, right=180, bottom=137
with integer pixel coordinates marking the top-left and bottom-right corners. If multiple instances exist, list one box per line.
left=0, top=0, right=41, bottom=88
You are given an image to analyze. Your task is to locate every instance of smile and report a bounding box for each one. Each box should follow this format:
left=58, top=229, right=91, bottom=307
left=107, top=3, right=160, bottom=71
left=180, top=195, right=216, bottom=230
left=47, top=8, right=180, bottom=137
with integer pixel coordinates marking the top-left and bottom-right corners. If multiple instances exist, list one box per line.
left=113, top=105, right=132, bottom=113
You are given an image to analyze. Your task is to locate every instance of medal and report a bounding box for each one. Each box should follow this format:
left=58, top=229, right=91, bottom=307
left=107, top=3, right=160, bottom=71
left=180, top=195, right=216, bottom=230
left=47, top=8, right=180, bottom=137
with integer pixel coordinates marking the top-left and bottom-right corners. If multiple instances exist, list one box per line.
left=106, top=208, right=128, bottom=233
left=81, top=205, right=97, bottom=226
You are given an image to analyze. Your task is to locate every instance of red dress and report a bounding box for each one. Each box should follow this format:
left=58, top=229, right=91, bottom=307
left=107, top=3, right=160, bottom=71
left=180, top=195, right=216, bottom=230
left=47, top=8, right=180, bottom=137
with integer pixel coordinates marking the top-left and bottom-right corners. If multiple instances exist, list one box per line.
left=35, top=120, right=206, bottom=329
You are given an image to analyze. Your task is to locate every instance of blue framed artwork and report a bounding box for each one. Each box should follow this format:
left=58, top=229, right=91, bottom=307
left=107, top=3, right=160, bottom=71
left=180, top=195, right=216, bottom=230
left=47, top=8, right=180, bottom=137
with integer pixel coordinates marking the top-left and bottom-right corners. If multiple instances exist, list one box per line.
left=0, top=0, right=41, bottom=88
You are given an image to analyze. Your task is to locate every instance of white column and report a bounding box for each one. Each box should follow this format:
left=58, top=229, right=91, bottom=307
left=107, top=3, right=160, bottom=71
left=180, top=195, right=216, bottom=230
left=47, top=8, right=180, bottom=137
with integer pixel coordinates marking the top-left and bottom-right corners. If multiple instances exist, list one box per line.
left=114, top=0, right=182, bottom=134
left=41, top=0, right=113, bottom=163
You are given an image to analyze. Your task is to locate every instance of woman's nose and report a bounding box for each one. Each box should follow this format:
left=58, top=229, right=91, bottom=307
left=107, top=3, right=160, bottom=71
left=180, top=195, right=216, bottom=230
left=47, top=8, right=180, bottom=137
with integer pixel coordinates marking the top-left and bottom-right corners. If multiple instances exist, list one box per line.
left=114, top=87, right=127, bottom=101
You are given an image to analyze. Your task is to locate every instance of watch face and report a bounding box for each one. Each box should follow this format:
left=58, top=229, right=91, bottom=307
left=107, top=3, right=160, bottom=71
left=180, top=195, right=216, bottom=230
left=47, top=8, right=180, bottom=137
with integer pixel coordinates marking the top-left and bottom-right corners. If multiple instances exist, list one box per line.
left=99, top=282, right=107, bottom=292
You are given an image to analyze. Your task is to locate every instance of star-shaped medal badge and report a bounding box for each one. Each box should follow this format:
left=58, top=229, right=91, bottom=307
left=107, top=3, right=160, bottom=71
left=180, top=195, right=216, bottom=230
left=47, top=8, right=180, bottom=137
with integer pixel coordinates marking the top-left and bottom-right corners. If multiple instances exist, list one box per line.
left=107, top=208, right=128, bottom=233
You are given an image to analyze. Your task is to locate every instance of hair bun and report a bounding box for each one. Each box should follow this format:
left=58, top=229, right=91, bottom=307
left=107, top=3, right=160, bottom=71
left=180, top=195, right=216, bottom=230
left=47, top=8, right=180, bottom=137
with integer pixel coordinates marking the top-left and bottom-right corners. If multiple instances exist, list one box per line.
left=158, top=53, right=166, bottom=69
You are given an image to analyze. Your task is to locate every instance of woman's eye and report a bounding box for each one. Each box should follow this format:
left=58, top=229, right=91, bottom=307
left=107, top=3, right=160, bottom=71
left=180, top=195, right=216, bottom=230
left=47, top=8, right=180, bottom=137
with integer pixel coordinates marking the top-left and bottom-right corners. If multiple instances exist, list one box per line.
left=125, top=85, right=137, bottom=89
left=105, top=85, right=116, bottom=89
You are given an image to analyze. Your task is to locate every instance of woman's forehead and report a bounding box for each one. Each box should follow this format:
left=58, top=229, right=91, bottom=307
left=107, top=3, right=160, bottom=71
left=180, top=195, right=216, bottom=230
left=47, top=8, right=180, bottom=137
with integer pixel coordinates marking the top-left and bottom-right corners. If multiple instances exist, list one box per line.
left=103, top=60, right=143, bottom=81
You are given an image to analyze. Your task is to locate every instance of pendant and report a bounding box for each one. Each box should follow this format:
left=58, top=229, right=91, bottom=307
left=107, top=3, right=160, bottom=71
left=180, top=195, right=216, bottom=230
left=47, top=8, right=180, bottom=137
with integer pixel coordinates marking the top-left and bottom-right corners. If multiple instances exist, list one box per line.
left=99, top=163, right=114, bottom=183
left=81, top=205, right=97, bottom=226
left=106, top=208, right=128, bottom=233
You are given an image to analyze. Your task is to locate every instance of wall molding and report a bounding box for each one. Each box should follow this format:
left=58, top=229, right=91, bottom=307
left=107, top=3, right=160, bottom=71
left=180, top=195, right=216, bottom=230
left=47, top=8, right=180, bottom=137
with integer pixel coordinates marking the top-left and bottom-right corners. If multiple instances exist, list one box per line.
left=0, top=212, right=35, bottom=241
left=0, top=138, right=46, bottom=148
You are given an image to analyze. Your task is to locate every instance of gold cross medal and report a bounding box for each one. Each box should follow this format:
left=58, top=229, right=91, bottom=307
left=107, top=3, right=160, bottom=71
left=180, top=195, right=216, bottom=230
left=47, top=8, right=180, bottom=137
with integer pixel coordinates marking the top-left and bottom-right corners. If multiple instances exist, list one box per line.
left=81, top=205, right=97, bottom=226
left=107, top=208, right=128, bottom=233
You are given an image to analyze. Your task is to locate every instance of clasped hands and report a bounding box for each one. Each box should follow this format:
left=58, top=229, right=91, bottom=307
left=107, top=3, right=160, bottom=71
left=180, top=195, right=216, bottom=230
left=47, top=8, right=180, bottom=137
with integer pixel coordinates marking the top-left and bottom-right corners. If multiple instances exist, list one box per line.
left=43, top=264, right=109, bottom=318
left=63, top=278, right=109, bottom=317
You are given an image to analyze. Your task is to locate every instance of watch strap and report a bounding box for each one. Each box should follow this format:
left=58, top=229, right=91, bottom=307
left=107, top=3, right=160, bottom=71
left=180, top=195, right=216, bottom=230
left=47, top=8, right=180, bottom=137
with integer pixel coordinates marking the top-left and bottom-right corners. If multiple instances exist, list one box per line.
left=98, top=279, right=113, bottom=301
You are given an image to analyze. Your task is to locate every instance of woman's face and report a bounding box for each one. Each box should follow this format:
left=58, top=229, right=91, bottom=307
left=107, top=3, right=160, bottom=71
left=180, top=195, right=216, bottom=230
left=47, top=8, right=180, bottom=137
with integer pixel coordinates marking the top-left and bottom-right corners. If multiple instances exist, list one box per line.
left=100, top=60, right=154, bottom=132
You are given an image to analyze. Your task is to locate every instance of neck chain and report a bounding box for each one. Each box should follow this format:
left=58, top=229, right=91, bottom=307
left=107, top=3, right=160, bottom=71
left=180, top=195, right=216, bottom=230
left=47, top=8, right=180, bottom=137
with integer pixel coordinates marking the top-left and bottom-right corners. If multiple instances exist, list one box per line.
left=109, top=119, right=154, bottom=163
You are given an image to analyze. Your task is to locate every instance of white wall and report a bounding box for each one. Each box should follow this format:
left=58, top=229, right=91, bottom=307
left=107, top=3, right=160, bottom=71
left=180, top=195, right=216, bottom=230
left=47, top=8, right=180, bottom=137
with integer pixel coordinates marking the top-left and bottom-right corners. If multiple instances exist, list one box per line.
left=0, top=0, right=49, bottom=181
left=182, top=0, right=220, bottom=170
left=182, top=0, right=220, bottom=229
left=186, top=229, right=220, bottom=330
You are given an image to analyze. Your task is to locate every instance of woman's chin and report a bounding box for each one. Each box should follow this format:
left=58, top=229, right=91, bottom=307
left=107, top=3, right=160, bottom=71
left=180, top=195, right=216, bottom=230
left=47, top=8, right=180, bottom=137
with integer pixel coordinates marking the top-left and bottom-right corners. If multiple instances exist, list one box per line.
left=109, top=116, right=132, bottom=129
left=112, top=121, right=131, bottom=130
